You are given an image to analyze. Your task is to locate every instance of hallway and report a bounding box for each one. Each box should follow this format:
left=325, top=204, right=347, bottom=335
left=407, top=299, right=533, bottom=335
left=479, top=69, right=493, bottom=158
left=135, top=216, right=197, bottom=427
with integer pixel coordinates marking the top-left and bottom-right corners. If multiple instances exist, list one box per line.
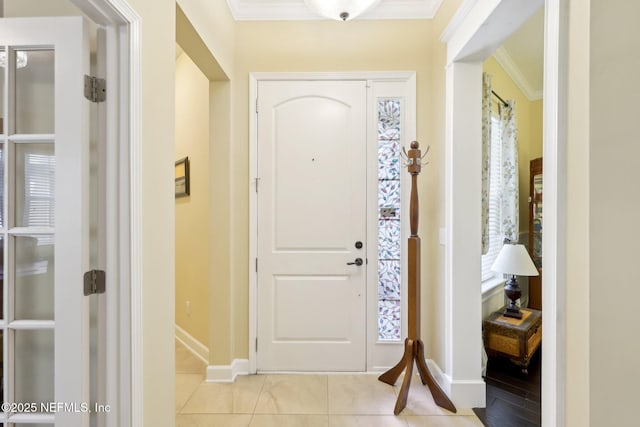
left=175, top=340, right=484, bottom=426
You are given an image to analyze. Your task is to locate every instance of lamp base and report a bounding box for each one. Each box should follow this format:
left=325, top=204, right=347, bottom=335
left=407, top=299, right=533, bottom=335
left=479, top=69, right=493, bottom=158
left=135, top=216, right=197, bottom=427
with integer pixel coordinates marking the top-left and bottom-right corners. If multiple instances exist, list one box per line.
left=503, top=276, right=522, bottom=319
left=503, top=305, right=523, bottom=319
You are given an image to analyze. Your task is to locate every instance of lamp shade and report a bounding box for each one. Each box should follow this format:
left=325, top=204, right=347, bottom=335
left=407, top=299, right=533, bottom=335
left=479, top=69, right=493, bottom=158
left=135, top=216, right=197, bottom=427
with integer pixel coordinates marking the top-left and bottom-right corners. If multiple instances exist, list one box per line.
left=491, top=244, right=539, bottom=276
left=304, top=0, right=381, bottom=21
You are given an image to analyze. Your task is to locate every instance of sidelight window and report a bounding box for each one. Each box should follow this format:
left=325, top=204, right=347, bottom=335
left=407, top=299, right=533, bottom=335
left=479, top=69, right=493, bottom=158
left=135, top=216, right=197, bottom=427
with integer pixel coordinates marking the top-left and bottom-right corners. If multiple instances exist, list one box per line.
left=377, top=99, right=402, bottom=341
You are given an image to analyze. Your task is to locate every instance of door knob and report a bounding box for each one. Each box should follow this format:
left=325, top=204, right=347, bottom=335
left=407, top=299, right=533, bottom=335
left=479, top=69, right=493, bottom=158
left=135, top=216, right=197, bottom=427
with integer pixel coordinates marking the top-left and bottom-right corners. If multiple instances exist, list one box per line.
left=347, top=258, right=363, bottom=266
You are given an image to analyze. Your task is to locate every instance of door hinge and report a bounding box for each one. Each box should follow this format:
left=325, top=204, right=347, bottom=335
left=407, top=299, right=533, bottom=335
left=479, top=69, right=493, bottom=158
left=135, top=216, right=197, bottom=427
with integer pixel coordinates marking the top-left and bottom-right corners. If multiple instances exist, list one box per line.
left=84, top=75, right=106, bottom=103
left=255, top=257, right=258, bottom=272
left=255, top=97, right=258, bottom=114
left=255, top=177, right=260, bottom=193
left=84, top=270, right=106, bottom=295
left=255, top=337, right=258, bottom=352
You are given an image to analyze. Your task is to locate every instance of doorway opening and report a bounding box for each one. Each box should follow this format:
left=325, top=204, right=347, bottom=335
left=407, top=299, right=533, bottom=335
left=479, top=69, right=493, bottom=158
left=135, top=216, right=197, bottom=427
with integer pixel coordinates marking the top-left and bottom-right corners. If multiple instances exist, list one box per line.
left=442, top=0, right=566, bottom=423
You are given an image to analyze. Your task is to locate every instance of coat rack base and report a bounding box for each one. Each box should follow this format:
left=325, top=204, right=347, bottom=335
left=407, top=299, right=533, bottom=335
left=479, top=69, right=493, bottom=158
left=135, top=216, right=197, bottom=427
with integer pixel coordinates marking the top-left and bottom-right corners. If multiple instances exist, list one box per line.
left=378, top=338, right=457, bottom=415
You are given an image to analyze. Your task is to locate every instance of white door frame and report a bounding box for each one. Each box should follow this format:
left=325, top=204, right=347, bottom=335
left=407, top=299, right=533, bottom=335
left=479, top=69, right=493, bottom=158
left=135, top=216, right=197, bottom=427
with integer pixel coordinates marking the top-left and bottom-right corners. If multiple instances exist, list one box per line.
left=440, top=0, right=566, bottom=422
left=249, top=71, right=416, bottom=374
left=66, top=1, right=140, bottom=426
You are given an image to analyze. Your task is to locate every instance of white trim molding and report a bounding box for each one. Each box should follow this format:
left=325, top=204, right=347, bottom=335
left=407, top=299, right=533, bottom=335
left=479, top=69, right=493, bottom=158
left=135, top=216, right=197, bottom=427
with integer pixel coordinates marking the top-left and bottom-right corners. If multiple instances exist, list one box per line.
left=426, top=358, right=486, bottom=410
left=207, top=359, right=250, bottom=383
left=175, top=325, right=209, bottom=365
left=66, top=1, right=140, bottom=426
left=541, top=0, right=568, bottom=425
left=441, top=0, right=552, bottom=411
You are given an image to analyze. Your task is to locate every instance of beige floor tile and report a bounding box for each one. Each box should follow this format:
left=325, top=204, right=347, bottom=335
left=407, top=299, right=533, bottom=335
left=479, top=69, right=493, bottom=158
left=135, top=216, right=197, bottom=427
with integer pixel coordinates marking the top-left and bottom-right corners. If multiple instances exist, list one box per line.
left=176, top=340, right=207, bottom=374
left=329, top=415, right=409, bottom=427
left=254, top=375, right=328, bottom=414
left=176, top=414, right=253, bottom=427
left=250, top=414, right=329, bottom=427
left=176, top=373, right=206, bottom=412
left=181, top=375, right=266, bottom=414
left=328, top=375, right=398, bottom=415
left=396, top=374, right=473, bottom=416
left=402, top=415, right=485, bottom=427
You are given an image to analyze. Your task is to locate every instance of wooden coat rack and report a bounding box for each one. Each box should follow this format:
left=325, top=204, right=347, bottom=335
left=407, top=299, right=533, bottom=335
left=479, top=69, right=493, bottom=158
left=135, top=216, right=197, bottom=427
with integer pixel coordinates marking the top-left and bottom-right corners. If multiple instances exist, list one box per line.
left=378, top=141, right=457, bottom=415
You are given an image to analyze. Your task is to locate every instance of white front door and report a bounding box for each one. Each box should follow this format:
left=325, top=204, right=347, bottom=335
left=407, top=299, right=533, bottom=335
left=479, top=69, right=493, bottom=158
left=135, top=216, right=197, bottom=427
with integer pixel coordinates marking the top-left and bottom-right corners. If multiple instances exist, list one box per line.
left=257, top=80, right=367, bottom=371
left=0, top=17, right=91, bottom=426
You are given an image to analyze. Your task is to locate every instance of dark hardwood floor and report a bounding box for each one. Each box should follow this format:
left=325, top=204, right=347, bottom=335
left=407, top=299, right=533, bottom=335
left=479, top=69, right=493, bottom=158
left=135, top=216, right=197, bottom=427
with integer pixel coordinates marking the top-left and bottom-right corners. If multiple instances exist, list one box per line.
left=473, top=349, right=541, bottom=427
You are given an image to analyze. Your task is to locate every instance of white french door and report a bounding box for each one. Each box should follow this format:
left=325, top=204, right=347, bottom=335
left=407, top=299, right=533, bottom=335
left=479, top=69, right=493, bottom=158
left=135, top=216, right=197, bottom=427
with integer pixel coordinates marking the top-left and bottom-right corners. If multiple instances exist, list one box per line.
left=256, top=80, right=368, bottom=371
left=0, top=17, right=91, bottom=426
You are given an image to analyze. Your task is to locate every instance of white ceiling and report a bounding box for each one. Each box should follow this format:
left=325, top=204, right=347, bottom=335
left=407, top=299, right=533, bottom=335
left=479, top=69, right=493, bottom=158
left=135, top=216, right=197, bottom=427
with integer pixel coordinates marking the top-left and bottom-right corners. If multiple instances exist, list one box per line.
left=224, top=0, right=543, bottom=99
left=494, top=8, right=544, bottom=100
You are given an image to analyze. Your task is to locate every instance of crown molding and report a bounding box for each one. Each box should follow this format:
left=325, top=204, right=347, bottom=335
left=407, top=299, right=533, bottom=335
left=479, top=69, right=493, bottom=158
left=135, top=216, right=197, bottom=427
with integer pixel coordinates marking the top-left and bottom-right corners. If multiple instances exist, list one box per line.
left=226, top=0, right=444, bottom=21
left=493, top=46, right=543, bottom=101
left=440, top=0, right=478, bottom=43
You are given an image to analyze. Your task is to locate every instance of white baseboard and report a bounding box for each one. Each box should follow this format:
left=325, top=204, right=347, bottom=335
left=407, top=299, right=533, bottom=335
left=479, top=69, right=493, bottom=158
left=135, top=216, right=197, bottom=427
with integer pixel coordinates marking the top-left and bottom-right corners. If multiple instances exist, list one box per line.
left=175, top=324, right=209, bottom=365
left=427, top=359, right=486, bottom=408
left=206, top=359, right=250, bottom=383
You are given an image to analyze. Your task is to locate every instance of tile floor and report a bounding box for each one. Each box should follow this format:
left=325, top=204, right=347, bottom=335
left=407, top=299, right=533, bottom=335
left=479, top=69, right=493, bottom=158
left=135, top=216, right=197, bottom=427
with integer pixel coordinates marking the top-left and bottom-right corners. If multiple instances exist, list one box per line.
left=175, top=340, right=484, bottom=427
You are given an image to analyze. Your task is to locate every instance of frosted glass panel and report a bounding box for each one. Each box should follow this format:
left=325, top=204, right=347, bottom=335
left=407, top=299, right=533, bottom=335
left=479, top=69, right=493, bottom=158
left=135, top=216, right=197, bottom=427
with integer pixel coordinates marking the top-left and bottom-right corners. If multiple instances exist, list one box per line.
left=15, top=50, right=54, bottom=134
left=378, top=140, right=400, bottom=180
left=0, top=48, right=4, bottom=134
left=378, top=180, right=401, bottom=218
left=378, top=260, right=401, bottom=300
left=15, top=144, right=55, bottom=228
left=0, top=148, right=4, bottom=229
left=378, top=220, right=400, bottom=260
left=378, top=300, right=401, bottom=341
left=376, top=99, right=402, bottom=341
left=14, top=329, right=54, bottom=410
left=7, top=425, right=53, bottom=427
left=14, top=235, right=54, bottom=320
left=378, top=99, right=401, bottom=140
left=0, top=236, right=3, bottom=320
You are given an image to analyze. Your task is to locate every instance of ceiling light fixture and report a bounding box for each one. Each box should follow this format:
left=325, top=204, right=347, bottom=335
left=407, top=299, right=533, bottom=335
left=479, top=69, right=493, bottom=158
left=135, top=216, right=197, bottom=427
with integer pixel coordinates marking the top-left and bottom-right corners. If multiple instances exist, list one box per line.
left=304, top=0, right=382, bottom=21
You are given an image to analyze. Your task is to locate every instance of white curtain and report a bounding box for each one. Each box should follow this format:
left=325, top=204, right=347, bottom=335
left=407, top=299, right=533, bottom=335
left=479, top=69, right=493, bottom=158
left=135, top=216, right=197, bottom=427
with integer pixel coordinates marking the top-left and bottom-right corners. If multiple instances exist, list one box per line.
left=499, top=100, right=519, bottom=243
left=481, top=73, right=492, bottom=254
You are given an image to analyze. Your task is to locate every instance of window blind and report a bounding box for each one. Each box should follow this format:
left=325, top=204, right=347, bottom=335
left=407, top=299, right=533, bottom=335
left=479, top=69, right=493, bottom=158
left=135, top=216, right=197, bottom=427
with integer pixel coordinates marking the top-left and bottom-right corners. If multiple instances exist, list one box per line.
left=481, top=115, right=503, bottom=281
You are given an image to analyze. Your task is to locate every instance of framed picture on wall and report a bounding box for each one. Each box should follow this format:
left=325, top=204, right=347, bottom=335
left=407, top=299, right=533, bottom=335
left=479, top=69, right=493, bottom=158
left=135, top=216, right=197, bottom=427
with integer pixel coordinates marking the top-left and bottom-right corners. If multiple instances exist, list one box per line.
left=175, top=157, right=190, bottom=198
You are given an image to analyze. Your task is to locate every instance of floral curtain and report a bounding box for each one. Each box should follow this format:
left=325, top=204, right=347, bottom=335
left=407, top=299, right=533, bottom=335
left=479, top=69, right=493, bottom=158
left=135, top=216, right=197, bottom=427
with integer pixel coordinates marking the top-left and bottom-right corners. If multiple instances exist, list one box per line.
left=500, top=100, right=519, bottom=243
left=481, top=73, right=492, bottom=254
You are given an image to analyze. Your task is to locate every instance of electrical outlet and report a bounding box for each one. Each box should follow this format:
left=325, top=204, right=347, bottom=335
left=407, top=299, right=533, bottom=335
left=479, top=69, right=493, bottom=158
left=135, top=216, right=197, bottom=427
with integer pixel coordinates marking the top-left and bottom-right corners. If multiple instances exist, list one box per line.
left=186, top=301, right=191, bottom=316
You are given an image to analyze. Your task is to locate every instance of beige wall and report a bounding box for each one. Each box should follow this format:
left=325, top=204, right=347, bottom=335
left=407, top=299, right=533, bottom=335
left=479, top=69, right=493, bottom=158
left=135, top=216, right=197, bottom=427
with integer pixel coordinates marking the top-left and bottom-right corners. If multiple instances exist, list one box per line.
left=430, top=0, right=463, bottom=366
left=175, top=50, right=210, bottom=346
left=565, top=0, right=590, bottom=424
left=482, top=56, right=543, bottom=236
left=233, top=18, right=445, bottom=361
left=124, top=1, right=176, bottom=425
left=18, top=1, right=640, bottom=425
left=587, top=0, right=640, bottom=424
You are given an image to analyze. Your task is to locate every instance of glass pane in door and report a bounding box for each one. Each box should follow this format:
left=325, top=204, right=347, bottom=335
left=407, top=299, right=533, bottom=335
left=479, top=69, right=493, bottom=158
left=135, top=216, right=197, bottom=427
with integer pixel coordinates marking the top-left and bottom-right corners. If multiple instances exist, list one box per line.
left=14, top=235, right=54, bottom=320
left=15, top=50, right=54, bottom=135
left=15, top=144, right=55, bottom=228
left=14, top=329, right=54, bottom=410
left=0, top=236, right=3, bottom=320
left=7, top=425, right=53, bottom=427
left=0, top=148, right=4, bottom=229
left=0, top=47, right=5, bottom=134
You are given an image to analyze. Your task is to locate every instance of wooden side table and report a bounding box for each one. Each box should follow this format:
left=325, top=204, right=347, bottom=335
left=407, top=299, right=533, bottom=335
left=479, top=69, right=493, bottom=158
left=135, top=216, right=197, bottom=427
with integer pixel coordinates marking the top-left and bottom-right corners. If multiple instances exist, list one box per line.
left=483, top=307, right=542, bottom=373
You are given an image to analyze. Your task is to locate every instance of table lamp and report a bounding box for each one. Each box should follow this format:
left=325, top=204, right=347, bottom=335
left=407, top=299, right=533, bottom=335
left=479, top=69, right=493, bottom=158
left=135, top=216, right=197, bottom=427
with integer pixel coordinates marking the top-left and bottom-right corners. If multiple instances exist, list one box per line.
left=491, top=243, right=539, bottom=319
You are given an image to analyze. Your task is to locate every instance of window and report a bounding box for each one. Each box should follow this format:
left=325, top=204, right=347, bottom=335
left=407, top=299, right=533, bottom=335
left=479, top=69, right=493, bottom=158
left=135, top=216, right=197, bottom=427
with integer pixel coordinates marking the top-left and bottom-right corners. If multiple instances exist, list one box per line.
left=23, top=151, right=56, bottom=228
left=481, top=115, right=503, bottom=281
left=377, top=99, right=402, bottom=341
